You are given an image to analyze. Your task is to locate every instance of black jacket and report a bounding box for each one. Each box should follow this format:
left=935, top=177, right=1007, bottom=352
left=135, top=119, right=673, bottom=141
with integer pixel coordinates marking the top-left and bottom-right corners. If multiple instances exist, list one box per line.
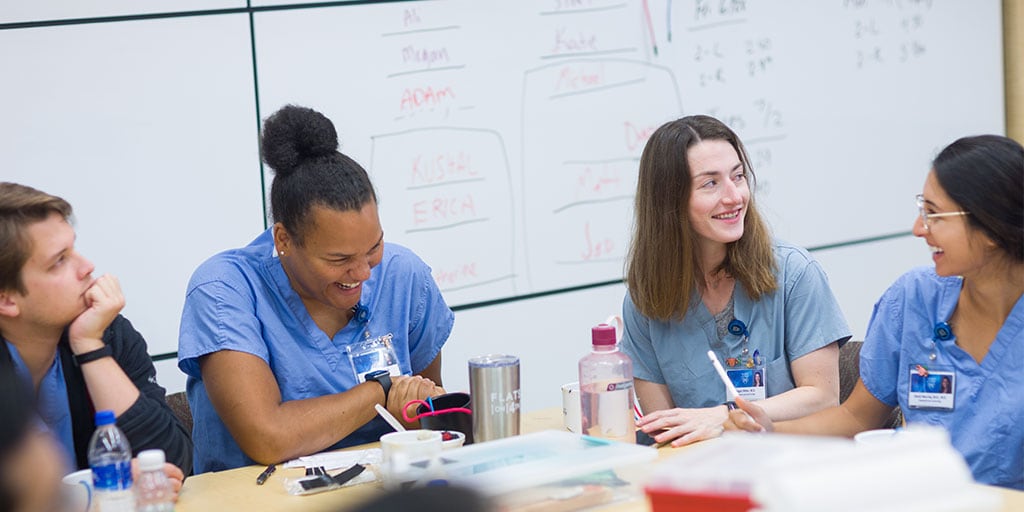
left=1, top=315, right=193, bottom=474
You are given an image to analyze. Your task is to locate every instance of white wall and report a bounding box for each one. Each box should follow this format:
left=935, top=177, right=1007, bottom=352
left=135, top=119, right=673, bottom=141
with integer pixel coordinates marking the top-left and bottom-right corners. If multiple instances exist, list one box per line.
left=813, top=235, right=930, bottom=341
left=442, top=283, right=628, bottom=412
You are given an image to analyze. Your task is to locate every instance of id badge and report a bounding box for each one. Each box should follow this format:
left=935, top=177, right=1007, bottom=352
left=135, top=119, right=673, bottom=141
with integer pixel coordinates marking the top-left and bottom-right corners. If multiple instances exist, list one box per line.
left=907, top=364, right=955, bottom=411
left=348, top=333, right=401, bottom=381
left=727, top=367, right=767, bottom=401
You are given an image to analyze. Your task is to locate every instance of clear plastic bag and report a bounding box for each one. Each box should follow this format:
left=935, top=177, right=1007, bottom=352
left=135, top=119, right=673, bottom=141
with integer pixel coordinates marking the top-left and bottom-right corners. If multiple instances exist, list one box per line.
left=283, top=463, right=380, bottom=496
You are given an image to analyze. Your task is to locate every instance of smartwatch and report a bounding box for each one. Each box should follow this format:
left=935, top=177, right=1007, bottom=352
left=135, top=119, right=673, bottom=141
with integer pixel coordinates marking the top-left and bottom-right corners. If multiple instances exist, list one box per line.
left=365, top=369, right=392, bottom=406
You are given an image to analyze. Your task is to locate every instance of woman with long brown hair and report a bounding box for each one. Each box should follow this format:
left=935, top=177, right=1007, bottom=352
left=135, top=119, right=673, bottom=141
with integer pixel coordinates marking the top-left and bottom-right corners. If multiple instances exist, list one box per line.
left=622, top=115, right=850, bottom=446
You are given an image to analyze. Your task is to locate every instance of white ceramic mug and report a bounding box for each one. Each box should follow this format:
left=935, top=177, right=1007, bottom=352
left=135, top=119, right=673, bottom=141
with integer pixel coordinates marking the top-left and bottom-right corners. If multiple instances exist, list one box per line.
left=561, top=381, right=582, bottom=433
left=61, top=469, right=93, bottom=512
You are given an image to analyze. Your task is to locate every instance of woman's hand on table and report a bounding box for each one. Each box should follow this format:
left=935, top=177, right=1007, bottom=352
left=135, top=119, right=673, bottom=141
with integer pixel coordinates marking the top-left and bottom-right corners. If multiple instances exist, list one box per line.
left=636, top=405, right=730, bottom=447
left=723, top=396, right=771, bottom=433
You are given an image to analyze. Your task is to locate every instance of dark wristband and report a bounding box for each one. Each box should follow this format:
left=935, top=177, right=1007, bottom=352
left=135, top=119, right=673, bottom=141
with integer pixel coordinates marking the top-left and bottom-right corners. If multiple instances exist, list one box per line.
left=365, top=370, right=392, bottom=406
left=74, top=345, right=112, bottom=366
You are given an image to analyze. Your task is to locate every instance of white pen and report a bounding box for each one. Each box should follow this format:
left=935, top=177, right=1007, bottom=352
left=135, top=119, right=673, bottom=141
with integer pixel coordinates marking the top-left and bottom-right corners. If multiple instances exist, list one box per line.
left=707, top=350, right=740, bottom=401
left=374, top=403, right=406, bottom=432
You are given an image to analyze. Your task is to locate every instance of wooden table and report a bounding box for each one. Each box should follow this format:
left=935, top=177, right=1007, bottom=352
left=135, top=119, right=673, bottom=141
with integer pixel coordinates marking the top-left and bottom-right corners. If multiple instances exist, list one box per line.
left=176, top=408, right=1024, bottom=511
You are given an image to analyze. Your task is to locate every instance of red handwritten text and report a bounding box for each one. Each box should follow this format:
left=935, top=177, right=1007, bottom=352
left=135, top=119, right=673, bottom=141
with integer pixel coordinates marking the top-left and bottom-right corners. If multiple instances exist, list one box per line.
left=412, top=194, right=478, bottom=225
left=399, top=85, right=456, bottom=113
left=554, top=63, right=605, bottom=92
left=575, top=164, right=623, bottom=198
left=581, top=222, right=615, bottom=261
left=411, top=151, right=476, bottom=186
left=624, top=121, right=657, bottom=151
left=434, top=262, right=479, bottom=287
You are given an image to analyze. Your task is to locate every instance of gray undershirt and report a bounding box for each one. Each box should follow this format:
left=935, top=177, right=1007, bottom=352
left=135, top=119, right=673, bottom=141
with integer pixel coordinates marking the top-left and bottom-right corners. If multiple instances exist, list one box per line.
left=713, top=294, right=736, bottom=342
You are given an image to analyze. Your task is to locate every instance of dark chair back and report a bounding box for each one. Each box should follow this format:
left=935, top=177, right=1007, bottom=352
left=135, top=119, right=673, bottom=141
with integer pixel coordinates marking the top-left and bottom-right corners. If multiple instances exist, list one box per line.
left=839, top=341, right=903, bottom=429
left=165, top=391, right=193, bottom=435
left=838, top=341, right=863, bottom=404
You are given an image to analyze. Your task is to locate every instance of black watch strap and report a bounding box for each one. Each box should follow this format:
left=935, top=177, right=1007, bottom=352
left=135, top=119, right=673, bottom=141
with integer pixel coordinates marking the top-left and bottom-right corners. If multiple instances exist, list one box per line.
left=365, top=370, right=392, bottom=405
left=74, top=345, right=113, bottom=366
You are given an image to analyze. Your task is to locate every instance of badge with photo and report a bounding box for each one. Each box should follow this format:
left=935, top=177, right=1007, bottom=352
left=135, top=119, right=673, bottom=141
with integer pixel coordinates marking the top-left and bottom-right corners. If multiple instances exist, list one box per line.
left=907, top=364, right=955, bottom=411
left=348, top=333, right=401, bottom=381
left=727, top=367, right=766, bottom=401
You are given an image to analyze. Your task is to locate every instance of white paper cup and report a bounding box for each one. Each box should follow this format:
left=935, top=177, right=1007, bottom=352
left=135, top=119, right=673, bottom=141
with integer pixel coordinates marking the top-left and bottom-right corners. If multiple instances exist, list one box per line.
left=562, top=381, right=582, bottom=433
left=854, top=428, right=899, bottom=445
left=380, top=429, right=443, bottom=463
left=380, top=430, right=443, bottom=489
left=61, top=469, right=93, bottom=512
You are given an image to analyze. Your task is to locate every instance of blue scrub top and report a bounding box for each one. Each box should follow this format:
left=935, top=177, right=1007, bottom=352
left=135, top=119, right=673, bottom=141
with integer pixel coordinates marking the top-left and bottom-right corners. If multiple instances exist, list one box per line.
left=4, top=341, right=76, bottom=465
left=860, top=266, right=1024, bottom=490
left=621, top=241, right=850, bottom=408
left=178, top=229, right=453, bottom=473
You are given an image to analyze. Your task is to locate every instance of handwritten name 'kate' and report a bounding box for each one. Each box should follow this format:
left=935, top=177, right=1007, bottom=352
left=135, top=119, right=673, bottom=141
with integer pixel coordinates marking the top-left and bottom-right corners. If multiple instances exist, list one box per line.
left=550, top=26, right=598, bottom=54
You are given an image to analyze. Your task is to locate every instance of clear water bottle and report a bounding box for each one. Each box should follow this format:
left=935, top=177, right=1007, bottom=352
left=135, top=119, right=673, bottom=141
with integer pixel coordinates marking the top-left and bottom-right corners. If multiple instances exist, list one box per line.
left=135, top=449, right=174, bottom=512
left=579, top=323, right=636, bottom=443
left=88, top=410, right=136, bottom=512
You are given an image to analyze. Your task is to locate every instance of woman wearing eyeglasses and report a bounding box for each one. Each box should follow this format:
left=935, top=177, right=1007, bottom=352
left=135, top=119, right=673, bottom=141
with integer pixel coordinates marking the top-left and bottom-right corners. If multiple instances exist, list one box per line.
left=622, top=115, right=851, bottom=447
left=727, top=134, right=1024, bottom=490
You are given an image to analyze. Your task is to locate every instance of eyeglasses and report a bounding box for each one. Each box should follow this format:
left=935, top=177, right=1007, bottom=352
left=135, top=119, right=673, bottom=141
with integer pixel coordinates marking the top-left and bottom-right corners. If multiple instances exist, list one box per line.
left=916, top=194, right=969, bottom=232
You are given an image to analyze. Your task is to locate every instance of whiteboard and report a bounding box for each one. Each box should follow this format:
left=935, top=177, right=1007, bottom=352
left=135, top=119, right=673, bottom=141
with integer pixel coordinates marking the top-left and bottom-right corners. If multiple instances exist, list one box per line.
left=0, top=1, right=243, bottom=25
left=0, top=14, right=264, bottom=358
left=253, top=0, right=1004, bottom=306
left=1, top=0, right=1004, bottom=363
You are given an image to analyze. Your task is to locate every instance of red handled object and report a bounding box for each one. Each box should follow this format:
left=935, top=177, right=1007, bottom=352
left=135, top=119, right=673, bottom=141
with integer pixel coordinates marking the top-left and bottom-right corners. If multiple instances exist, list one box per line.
left=402, top=399, right=472, bottom=423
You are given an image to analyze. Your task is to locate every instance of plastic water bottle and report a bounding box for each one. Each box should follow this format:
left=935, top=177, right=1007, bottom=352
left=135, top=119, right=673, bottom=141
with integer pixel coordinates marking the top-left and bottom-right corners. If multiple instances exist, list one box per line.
left=135, top=449, right=174, bottom=512
left=88, top=410, right=136, bottom=512
left=578, top=323, right=636, bottom=443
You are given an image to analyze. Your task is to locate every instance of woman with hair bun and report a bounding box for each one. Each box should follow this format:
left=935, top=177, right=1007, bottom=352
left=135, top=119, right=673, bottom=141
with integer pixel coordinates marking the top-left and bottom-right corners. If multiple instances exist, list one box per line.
left=727, top=135, right=1024, bottom=490
left=178, top=105, right=453, bottom=473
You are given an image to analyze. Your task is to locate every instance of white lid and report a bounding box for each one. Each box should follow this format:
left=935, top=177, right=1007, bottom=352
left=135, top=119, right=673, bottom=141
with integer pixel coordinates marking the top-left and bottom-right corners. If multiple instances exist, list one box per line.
left=137, top=449, right=166, bottom=471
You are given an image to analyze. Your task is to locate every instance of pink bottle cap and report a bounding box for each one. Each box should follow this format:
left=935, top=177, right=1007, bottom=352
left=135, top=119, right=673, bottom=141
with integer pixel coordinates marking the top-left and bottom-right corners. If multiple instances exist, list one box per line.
left=592, top=324, right=617, bottom=346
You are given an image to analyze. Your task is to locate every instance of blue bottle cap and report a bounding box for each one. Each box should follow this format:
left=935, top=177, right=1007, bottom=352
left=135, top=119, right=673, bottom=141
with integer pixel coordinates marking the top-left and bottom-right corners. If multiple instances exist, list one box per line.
left=94, top=410, right=116, bottom=427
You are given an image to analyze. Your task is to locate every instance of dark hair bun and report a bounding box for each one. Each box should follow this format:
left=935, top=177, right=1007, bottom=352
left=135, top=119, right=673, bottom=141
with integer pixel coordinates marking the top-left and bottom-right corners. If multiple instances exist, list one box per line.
left=260, top=104, right=339, bottom=175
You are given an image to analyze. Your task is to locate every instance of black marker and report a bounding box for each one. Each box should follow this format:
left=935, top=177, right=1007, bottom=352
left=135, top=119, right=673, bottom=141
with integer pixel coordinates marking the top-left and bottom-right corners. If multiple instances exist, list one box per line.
left=256, top=463, right=276, bottom=485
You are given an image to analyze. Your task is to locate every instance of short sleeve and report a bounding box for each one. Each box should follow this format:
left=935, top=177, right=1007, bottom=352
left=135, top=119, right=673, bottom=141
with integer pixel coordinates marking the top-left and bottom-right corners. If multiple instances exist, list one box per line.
left=780, top=253, right=851, bottom=360
left=858, top=283, right=905, bottom=407
left=620, top=293, right=664, bottom=384
left=177, top=277, right=267, bottom=379
left=407, top=262, right=454, bottom=374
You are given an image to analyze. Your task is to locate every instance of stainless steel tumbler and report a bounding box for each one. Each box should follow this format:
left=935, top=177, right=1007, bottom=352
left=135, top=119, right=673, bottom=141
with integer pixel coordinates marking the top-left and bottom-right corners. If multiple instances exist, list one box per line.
left=468, top=354, right=521, bottom=442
